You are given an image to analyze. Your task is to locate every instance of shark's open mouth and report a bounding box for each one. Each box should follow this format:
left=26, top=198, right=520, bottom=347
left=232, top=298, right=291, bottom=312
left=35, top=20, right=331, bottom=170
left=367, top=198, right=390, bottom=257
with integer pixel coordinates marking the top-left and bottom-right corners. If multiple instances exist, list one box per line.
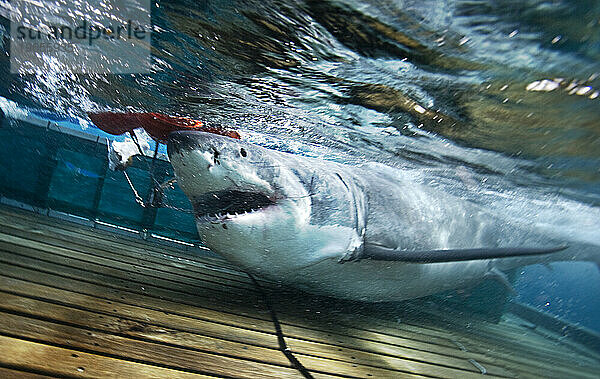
left=193, top=189, right=276, bottom=221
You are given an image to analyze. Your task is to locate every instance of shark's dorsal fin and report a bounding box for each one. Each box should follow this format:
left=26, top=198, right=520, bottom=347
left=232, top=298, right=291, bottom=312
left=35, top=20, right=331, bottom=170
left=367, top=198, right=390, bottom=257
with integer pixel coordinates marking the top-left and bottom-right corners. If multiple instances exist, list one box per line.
left=362, top=244, right=568, bottom=263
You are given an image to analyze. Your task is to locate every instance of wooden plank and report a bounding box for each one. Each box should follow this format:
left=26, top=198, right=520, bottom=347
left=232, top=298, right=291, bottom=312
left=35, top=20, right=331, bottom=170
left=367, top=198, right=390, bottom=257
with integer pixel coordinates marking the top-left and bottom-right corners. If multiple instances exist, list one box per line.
left=399, top=303, right=600, bottom=377
left=356, top=305, right=587, bottom=367
left=0, top=248, right=267, bottom=318
left=0, top=239, right=563, bottom=378
left=264, top=281, right=595, bottom=376
left=496, top=321, right=597, bottom=362
left=0, top=263, right=277, bottom=335
left=0, top=279, right=448, bottom=379
left=326, top=320, right=573, bottom=379
left=286, top=336, right=510, bottom=378
left=460, top=314, right=575, bottom=353
left=0, top=366, right=54, bottom=378
left=268, top=293, right=462, bottom=348
left=507, top=302, right=600, bottom=358
left=406, top=304, right=584, bottom=352
left=0, top=213, right=255, bottom=285
left=0, top=205, right=283, bottom=293
left=279, top=322, right=515, bottom=377
left=0, top=219, right=483, bottom=360
left=0, top=206, right=216, bottom=271
left=0, top=311, right=304, bottom=379
left=0, top=231, right=261, bottom=300
left=417, top=304, right=598, bottom=365
left=0, top=272, right=280, bottom=349
left=0, top=255, right=512, bottom=375
left=0, top=229, right=530, bottom=377
left=0, top=206, right=229, bottom=269
left=255, top=275, right=599, bottom=377
left=334, top=306, right=478, bottom=346
left=0, top=312, right=423, bottom=379
left=296, top=302, right=542, bottom=376
left=503, top=313, right=600, bottom=361
left=0, top=223, right=256, bottom=289
left=0, top=335, right=214, bottom=379
left=274, top=295, right=575, bottom=363
left=337, top=304, right=600, bottom=379
left=0, top=235, right=519, bottom=374
left=0, top=291, right=290, bottom=367
left=423, top=323, right=600, bottom=378
left=0, top=275, right=505, bottom=378
left=3, top=289, right=422, bottom=378
left=266, top=296, right=518, bottom=375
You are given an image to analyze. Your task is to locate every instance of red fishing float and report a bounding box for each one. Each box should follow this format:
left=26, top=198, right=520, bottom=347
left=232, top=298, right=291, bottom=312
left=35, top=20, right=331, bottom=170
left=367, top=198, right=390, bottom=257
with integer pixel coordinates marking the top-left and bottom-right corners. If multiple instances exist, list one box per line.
left=88, top=112, right=240, bottom=141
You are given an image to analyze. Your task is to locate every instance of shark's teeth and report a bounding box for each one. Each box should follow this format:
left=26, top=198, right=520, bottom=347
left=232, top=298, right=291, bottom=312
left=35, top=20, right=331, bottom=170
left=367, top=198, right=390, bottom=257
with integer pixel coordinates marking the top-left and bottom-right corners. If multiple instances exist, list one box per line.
left=197, top=204, right=272, bottom=220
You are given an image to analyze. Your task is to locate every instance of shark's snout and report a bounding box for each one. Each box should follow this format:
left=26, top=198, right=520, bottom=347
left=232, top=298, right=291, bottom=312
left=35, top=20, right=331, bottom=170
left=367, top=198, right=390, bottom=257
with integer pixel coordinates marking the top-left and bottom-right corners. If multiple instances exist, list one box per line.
left=167, top=130, right=205, bottom=157
left=167, top=130, right=243, bottom=166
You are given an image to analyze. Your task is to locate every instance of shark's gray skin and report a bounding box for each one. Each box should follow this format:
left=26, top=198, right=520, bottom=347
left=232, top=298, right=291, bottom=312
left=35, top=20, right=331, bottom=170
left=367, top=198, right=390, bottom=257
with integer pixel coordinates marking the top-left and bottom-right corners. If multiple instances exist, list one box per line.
left=167, top=131, right=597, bottom=302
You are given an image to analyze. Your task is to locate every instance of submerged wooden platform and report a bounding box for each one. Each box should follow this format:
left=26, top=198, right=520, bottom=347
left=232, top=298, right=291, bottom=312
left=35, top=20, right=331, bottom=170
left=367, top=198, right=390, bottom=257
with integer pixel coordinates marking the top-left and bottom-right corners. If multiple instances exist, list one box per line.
left=0, top=204, right=598, bottom=378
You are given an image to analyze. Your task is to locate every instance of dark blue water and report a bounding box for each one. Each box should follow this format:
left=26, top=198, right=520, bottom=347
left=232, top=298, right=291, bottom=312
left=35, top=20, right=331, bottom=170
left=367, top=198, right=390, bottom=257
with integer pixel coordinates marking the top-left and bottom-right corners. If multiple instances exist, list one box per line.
left=1, top=0, right=599, bottom=331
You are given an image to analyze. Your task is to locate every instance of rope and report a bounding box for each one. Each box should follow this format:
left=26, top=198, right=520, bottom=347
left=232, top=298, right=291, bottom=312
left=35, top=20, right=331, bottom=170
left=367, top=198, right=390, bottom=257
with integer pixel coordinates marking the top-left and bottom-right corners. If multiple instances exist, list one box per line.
left=121, top=137, right=195, bottom=213
left=123, top=171, right=195, bottom=213
left=247, top=274, right=314, bottom=379
left=128, top=131, right=161, bottom=189
left=123, top=171, right=146, bottom=207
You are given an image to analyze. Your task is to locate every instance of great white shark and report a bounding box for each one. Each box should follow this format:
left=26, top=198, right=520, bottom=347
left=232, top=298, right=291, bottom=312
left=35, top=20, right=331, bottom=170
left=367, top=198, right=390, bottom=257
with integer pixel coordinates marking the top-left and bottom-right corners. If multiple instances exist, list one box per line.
left=167, top=130, right=599, bottom=302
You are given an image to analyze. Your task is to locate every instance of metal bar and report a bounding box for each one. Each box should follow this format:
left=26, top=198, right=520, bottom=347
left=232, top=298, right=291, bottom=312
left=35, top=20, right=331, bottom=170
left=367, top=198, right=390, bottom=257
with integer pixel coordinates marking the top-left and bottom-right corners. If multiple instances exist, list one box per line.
left=91, top=145, right=109, bottom=220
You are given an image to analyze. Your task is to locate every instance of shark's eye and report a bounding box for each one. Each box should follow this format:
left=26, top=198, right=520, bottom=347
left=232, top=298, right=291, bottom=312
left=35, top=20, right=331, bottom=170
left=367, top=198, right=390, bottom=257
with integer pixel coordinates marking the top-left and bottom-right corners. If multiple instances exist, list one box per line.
left=240, top=148, right=247, bottom=157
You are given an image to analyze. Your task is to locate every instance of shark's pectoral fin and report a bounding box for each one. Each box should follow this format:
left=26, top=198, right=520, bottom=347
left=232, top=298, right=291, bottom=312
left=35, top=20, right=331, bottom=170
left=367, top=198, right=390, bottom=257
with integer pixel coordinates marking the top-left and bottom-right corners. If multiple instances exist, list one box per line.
left=361, top=244, right=568, bottom=263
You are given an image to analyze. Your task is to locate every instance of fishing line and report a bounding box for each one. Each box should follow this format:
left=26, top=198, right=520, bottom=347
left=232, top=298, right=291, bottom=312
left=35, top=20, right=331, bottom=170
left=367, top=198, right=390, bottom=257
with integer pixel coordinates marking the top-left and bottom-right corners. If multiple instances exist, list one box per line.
left=123, top=171, right=146, bottom=207
left=128, top=131, right=162, bottom=188
left=247, top=273, right=315, bottom=379
left=122, top=136, right=194, bottom=213
left=123, top=171, right=194, bottom=213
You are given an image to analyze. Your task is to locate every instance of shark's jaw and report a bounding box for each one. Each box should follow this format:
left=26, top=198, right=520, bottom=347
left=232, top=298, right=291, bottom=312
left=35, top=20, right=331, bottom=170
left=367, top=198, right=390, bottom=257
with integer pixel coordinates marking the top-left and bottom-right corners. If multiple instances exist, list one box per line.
left=192, top=189, right=278, bottom=223
left=167, top=130, right=292, bottom=226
